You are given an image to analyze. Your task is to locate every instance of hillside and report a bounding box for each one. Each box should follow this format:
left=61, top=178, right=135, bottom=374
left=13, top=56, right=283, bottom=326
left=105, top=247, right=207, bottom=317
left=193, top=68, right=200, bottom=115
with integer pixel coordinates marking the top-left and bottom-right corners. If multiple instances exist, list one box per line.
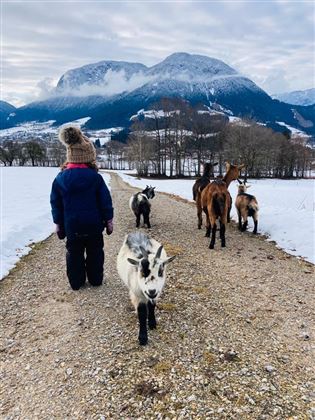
left=2, top=53, right=315, bottom=137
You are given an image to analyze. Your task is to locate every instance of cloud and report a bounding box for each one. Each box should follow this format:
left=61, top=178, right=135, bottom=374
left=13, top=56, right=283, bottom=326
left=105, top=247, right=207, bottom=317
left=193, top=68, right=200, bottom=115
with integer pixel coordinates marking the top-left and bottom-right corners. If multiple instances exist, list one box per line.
left=56, top=70, right=155, bottom=97
left=2, top=1, right=314, bottom=105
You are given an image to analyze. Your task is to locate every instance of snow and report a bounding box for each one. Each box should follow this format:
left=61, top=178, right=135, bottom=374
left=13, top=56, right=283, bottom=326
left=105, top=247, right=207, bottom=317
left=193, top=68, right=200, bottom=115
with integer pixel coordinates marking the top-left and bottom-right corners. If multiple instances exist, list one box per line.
left=0, top=167, right=111, bottom=279
left=0, top=120, right=57, bottom=138
left=0, top=117, right=91, bottom=139
left=276, top=121, right=310, bottom=138
left=115, top=171, right=315, bottom=264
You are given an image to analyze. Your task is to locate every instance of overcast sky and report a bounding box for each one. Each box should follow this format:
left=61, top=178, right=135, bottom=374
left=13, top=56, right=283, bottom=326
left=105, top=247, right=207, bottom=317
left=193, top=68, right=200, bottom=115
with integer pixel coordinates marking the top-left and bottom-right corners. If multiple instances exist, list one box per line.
left=2, top=0, right=314, bottom=106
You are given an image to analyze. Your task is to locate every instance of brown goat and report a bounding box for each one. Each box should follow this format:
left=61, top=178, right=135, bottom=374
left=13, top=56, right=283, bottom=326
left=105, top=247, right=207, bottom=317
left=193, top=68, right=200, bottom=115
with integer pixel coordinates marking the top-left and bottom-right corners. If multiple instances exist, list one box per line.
left=192, top=161, right=218, bottom=229
left=235, top=180, right=259, bottom=234
left=201, top=163, right=245, bottom=249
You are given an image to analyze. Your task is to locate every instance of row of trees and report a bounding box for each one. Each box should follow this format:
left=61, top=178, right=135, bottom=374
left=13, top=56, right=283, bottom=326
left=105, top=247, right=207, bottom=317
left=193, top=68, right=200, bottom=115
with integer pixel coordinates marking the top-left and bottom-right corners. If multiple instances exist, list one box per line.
left=0, top=98, right=314, bottom=178
left=123, top=99, right=314, bottom=178
left=0, top=140, right=66, bottom=167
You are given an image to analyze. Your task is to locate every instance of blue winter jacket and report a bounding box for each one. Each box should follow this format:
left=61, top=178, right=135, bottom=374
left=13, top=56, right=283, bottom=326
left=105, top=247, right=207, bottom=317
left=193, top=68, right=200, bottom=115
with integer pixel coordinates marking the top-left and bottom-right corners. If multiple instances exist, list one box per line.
left=50, top=168, right=113, bottom=239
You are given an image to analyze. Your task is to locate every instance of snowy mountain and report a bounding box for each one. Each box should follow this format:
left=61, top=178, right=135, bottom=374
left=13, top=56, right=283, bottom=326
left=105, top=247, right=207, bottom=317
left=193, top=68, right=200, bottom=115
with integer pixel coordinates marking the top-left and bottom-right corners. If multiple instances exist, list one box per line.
left=56, top=60, right=147, bottom=93
left=3, top=53, right=315, bottom=137
left=273, top=88, right=315, bottom=106
left=0, top=101, right=16, bottom=127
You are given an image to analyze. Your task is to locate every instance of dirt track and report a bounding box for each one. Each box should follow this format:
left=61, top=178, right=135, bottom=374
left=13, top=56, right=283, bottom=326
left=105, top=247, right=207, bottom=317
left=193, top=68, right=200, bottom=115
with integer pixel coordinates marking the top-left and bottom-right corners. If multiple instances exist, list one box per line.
left=0, top=172, right=314, bottom=419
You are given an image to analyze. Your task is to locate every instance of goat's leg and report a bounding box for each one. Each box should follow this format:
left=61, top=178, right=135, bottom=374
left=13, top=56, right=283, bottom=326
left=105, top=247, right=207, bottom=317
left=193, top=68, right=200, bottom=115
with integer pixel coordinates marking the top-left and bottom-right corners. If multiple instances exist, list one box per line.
left=197, top=196, right=202, bottom=229
left=136, top=213, right=140, bottom=228
left=253, top=214, right=258, bottom=234
left=220, top=221, right=226, bottom=247
left=147, top=301, right=156, bottom=329
left=237, top=210, right=242, bottom=230
left=204, top=207, right=211, bottom=237
left=241, top=210, right=248, bottom=231
left=144, top=213, right=151, bottom=229
left=209, top=221, right=217, bottom=249
left=137, top=303, right=148, bottom=345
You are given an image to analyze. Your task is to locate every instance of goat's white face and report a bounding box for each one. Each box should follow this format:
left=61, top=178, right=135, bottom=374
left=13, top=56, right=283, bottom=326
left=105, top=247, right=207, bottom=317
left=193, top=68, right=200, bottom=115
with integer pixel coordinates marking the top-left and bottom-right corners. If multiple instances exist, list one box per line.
left=139, top=256, right=165, bottom=302
left=238, top=183, right=250, bottom=193
left=238, top=184, right=247, bottom=193
left=128, top=249, right=175, bottom=303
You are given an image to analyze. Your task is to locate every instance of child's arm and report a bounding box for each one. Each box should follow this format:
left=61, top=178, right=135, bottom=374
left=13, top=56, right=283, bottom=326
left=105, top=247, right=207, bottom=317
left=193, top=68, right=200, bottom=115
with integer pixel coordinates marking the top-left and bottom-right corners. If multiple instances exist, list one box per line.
left=50, top=179, right=65, bottom=238
left=97, top=175, right=114, bottom=233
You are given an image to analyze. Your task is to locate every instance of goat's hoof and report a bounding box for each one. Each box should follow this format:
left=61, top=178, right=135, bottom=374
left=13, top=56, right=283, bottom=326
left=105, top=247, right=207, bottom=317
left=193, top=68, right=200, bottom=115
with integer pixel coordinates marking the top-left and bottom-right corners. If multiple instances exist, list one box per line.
left=148, top=321, right=157, bottom=330
left=198, top=225, right=201, bottom=230
left=209, top=244, right=214, bottom=249
left=221, top=243, right=226, bottom=248
left=138, top=335, right=148, bottom=346
left=205, top=232, right=210, bottom=237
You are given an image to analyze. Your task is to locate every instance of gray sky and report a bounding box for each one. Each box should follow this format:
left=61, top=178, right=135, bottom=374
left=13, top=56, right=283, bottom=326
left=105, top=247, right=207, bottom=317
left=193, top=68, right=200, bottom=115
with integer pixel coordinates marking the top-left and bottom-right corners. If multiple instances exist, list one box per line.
left=2, top=0, right=315, bottom=106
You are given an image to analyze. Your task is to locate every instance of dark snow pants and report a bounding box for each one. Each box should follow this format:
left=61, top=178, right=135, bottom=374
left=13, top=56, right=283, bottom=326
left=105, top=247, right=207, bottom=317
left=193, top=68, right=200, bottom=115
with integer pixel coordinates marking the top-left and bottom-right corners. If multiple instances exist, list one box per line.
left=66, top=234, right=104, bottom=290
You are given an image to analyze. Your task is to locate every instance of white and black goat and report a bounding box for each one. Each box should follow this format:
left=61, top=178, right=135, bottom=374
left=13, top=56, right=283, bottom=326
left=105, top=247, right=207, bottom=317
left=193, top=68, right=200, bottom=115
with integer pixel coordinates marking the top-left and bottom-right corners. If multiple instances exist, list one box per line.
left=129, top=185, right=155, bottom=228
left=117, top=232, right=175, bottom=345
left=235, top=180, right=259, bottom=234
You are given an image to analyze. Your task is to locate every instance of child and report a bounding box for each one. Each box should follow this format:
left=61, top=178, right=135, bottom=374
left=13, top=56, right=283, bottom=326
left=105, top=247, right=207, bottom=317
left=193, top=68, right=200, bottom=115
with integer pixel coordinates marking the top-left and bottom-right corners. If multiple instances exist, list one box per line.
left=50, top=126, right=113, bottom=290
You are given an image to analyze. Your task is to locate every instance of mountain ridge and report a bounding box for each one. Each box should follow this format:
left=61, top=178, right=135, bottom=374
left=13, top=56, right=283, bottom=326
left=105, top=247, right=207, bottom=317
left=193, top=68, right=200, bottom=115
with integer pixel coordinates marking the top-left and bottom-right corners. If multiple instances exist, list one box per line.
left=2, top=53, right=315, bottom=137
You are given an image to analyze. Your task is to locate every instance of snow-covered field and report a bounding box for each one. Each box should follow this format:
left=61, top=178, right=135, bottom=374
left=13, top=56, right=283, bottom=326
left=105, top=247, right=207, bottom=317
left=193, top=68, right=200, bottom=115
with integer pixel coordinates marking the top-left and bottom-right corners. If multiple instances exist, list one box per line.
left=1, top=167, right=313, bottom=280
left=0, top=167, right=111, bottom=279
left=115, top=171, right=315, bottom=264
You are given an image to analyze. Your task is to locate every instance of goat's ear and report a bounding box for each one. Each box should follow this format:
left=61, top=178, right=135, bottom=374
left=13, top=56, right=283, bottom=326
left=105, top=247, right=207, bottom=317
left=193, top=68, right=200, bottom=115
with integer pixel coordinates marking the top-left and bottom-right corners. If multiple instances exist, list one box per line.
left=164, top=255, right=176, bottom=265
left=127, top=258, right=139, bottom=266
left=213, top=162, right=219, bottom=166
left=246, top=185, right=251, bottom=188
left=152, top=187, right=156, bottom=190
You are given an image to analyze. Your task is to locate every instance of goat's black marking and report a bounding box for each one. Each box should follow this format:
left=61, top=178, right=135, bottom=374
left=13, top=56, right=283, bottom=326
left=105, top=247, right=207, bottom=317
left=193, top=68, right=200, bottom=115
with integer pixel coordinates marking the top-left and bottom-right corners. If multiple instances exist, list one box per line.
left=141, top=259, right=151, bottom=278
left=148, top=301, right=157, bottom=330
left=138, top=303, right=148, bottom=345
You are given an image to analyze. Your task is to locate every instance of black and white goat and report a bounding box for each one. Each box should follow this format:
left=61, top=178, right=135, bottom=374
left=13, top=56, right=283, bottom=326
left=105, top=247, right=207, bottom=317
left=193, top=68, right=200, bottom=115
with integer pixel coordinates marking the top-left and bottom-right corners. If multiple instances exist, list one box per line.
left=129, top=185, right=155, bottom=228
left=235, top=180, right=259, bottom=234
left=117, top=232, right=175, bottom=345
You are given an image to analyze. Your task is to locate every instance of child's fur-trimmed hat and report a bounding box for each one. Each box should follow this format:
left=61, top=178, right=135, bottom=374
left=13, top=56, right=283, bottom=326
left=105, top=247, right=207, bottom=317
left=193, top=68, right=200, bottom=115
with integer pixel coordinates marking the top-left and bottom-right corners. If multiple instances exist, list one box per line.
left=59, top=125, right=96, bottom=164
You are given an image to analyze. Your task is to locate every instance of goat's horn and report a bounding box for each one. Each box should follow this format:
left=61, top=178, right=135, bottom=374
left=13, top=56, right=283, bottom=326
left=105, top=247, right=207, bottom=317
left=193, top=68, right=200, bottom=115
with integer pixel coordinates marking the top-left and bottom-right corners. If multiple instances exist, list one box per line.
left=155, top=245, right=163, bottom=260
left=139, top=246, right=148, bottom=259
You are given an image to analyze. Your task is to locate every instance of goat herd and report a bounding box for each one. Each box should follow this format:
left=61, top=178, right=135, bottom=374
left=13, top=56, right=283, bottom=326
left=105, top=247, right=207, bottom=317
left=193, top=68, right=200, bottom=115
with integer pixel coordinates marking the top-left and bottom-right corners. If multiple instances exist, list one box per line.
left=116, top=163, right=259, bottom=345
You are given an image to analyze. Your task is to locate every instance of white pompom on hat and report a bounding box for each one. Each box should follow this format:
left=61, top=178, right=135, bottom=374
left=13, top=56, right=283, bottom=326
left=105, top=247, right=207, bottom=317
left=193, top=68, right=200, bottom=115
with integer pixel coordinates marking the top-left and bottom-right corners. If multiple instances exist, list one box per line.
left=59, top=125, right=96, bottom=164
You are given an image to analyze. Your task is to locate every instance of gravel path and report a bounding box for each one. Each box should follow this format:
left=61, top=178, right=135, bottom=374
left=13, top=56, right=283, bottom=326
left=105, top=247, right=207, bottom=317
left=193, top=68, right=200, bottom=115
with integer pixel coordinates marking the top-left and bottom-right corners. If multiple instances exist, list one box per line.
left=1, top=173, right=314, bottom=420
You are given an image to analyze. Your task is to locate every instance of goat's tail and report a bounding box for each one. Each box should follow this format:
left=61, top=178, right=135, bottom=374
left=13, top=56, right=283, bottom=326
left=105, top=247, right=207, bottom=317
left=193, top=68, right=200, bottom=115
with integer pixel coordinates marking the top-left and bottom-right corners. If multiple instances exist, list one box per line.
left=212, top=192, right=226, bottom=217
left=192, top=186, right=197, bottom=201
left=247, top=200, right=259, bottom=217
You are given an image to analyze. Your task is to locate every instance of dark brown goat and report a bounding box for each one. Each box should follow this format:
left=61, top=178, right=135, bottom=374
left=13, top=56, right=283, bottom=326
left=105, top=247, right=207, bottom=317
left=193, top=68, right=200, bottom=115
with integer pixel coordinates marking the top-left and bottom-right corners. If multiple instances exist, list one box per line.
left=201, top=163, right=244, bottom=249
left=192, top=161, right=218, bottom=229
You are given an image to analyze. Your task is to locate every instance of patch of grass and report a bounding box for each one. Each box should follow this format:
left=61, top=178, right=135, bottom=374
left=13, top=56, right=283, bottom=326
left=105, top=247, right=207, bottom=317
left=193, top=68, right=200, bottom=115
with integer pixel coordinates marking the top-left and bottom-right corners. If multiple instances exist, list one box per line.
left=193, top=286, right=209, bottom=294
left=163, top=243, right=183, bottom=255
left=158, top=303, right=177, bottom=312
left=203, top=351, right=216, bottom=364
left=154, top=361, right=172, bottom=373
